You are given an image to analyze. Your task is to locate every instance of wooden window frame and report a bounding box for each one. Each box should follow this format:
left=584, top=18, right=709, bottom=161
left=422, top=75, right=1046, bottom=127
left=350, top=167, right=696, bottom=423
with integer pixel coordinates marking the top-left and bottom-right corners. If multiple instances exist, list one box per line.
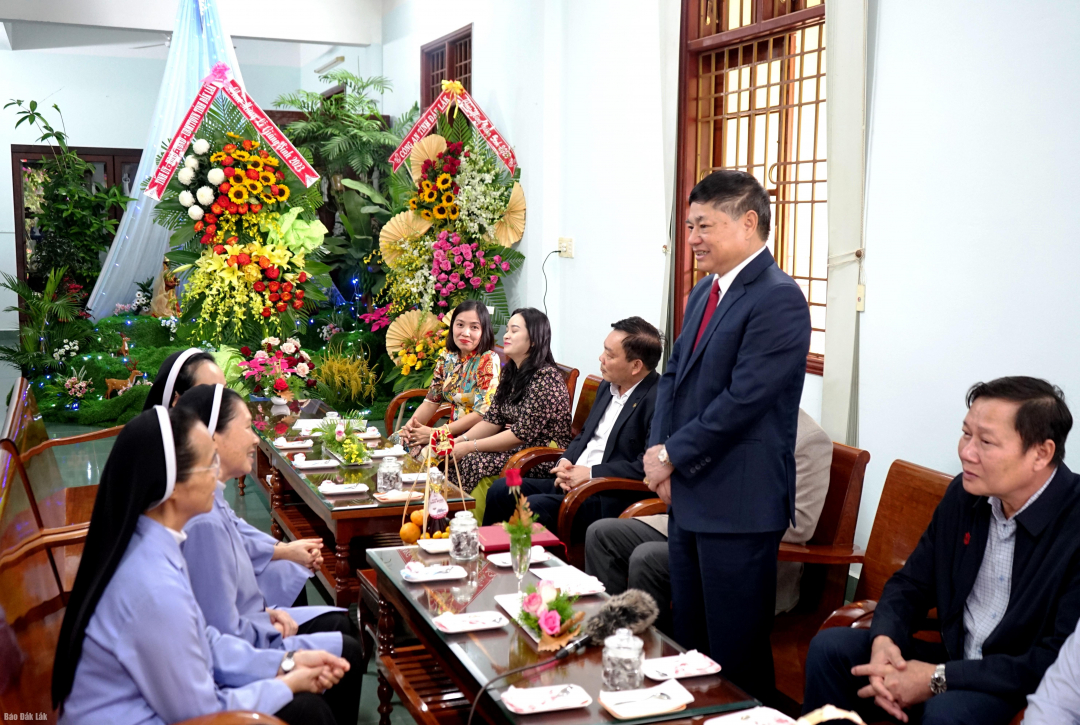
left=675, top=1, right=826, bottom=376
left=11, top=144, right=141, bottom=285
left=420, top=24, right=473, bottom=110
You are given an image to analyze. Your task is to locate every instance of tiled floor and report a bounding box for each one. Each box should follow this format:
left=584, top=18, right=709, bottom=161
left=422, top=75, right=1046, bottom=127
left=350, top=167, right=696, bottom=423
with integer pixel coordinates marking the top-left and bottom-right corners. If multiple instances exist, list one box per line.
left=45, top=421, right=416, bottom=725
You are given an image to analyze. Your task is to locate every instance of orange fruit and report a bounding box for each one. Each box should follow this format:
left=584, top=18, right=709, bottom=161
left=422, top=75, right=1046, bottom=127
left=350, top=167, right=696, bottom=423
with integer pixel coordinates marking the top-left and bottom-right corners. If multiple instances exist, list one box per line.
left=399, top=522, right=420, bottom=544
left=410, top=510, right=424, bottom=527
left=421, top=532, right=431, bottom=539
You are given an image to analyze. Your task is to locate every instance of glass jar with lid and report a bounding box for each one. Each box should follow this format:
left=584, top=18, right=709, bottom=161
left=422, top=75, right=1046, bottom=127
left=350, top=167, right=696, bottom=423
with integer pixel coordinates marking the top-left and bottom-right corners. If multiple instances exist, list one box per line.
left=377, top=456, right=402, bottom=493
left=602, top=628, right=645, bottom=691
left=449, top=510, right=479, bottom=561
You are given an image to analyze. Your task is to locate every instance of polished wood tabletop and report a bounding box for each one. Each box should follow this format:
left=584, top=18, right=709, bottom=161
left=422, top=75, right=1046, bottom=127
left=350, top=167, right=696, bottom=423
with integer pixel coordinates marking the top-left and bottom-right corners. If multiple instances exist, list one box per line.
left=367, top=545, right=759, bottom=725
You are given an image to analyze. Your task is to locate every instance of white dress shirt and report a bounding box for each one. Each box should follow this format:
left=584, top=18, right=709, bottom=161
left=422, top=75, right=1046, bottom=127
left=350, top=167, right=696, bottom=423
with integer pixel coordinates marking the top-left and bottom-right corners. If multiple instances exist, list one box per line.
left=710, top=244, right=769, bottom=307
left=571, top=379, right=642, bottom=474
left=963, top=467, right=1057, bottom=659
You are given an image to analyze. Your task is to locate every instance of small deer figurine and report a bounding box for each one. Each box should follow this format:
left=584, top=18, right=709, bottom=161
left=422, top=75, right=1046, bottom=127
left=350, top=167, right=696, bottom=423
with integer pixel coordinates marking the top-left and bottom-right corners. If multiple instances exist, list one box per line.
left=105, top=361, right=142, bottom=399
left=118, top=334, right=130, bottom=358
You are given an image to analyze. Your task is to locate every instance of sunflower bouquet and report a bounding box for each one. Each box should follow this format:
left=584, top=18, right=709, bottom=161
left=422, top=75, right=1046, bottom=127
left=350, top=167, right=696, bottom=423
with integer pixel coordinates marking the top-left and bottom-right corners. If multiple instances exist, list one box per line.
left=152, top=101, right=332, bottom=344
left=408, top=140, right=464, bottom=224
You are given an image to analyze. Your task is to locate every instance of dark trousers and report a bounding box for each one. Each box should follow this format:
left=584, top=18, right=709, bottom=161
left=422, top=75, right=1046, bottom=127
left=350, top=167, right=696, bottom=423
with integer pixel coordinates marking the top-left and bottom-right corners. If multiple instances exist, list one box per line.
left=668, top=514, right=783, bottom=701
left=276, top=692, right=336, bottom=725
left=584, top=518, right=672, bottom=636
left=483, top=477, right=573, bottom=532
left=803, top=627, right=1020, bottom=725
left=296, top=611, right=363, bottom=725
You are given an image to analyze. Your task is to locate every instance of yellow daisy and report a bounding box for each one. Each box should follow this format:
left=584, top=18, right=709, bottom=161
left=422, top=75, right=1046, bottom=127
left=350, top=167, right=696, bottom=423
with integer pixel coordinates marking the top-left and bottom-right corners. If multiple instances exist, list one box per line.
left=228, top=186, right=249, bottom=204
left=448, top=203, right=460, bottom=220
left=436, top=173, right=452, bottom=190
left=247, top=158, right=264, bottom=171
left=433, top=204, right=448, bottom=219
left=245, top=179, right=264, bottom=195
left=273, top=185, right=291, bottom=202
left=259, top=171, right=275, bottom=185
left=441, top=192, right=455, bottom=205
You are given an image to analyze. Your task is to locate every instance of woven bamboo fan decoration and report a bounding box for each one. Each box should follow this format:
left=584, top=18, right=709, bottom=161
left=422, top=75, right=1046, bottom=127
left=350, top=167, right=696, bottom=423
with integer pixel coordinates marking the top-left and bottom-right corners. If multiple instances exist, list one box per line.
left=492, top=182, right=526, bottom=246
left=385, top=309, right=443, bottom=356
left=379, top=210, right=433, bottom=265
left=409, top=134, right=448, bottom=182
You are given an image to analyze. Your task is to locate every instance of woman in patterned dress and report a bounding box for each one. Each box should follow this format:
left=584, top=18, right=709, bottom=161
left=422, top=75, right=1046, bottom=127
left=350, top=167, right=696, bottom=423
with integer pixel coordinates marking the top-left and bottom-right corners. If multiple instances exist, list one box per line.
left=449, top=307, right=572, bottom=493
left=401, top=300, right=501, bottom=452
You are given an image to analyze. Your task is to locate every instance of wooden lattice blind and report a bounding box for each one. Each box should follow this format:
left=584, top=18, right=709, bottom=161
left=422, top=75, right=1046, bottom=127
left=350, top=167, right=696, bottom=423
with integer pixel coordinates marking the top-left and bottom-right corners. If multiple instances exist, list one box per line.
left=421, top=25, right=473, bottom=110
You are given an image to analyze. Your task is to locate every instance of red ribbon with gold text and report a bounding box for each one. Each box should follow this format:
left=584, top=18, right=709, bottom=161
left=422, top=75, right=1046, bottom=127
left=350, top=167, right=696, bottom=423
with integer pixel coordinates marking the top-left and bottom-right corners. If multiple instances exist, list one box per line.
left=389, top=80, right=517, bottom=174
left=145, top=63, right=319, bottom=201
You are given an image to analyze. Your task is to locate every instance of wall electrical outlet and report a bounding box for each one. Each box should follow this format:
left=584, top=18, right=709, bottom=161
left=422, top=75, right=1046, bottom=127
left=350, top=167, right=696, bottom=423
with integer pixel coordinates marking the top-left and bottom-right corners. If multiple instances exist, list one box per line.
left=558, top=237, right=574, bottom=258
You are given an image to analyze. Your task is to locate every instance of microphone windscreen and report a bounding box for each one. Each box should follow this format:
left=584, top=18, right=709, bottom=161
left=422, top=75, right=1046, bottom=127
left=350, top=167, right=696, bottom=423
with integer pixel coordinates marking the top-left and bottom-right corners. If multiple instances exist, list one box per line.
left=581, top=589, right=659, bottom=644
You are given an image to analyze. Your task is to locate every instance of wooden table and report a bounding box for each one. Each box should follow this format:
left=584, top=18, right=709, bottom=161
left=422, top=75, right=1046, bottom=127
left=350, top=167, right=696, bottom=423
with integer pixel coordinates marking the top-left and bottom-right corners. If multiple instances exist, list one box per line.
left=366, top=545, right=759, bottom=725
left=249, top=399, right=474, bottom=606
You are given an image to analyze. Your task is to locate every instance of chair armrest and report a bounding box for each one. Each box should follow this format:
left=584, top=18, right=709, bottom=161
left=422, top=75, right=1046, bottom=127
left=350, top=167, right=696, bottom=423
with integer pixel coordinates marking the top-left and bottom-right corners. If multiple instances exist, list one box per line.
left=384, top=389, right=431, bottom=433
left=778, top=542, right=866, bottom=564
left=503, top=447, right=566, bottom=475
left=557, top=478, right=653, bottom=542
left=425, top=404, right=454, bottom=428
left=820, top=600, right=878, bottom=631
left=179, top=713, right=288, bottom=725
left=620, top=498, right=667, bottom=519
left=22, top=425, right=123, bottom=462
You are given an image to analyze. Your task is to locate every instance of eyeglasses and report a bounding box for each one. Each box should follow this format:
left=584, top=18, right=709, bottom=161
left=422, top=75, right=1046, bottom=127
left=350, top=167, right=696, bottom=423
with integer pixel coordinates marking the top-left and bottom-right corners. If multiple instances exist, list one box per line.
left=188, top=452, right=221, bottom=476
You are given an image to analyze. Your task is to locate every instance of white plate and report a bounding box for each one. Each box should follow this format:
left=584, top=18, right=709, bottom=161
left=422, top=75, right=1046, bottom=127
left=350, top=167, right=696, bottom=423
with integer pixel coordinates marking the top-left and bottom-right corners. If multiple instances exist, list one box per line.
left=292, top=458, right=340, bottom=470
left=432, top=611, right=508, bottom=633
left=531, top=565, right=605, bottom=596
left=318, top=482, right=370, bottom=496
left=494, top=593, right=539, bottom=643
left=501, top=684, right=592, bottom=715
left=358, top=427, right=381, bottom=439
left=417, top=538, right=453, bottom=554
left=273, top=438, right=313, bottom=450
left=642, top=650, right=721, bottom=680
left=371, top=445, right=407, bottom=458
left=487, top=546, right=551, bottom=567
left=704, top=707, right=796, bottom=725
left=292, top=418, right=367, bottom=430
left=401, top=563, right=467, bottom=582
left=598, top=678, right=694, bottom=720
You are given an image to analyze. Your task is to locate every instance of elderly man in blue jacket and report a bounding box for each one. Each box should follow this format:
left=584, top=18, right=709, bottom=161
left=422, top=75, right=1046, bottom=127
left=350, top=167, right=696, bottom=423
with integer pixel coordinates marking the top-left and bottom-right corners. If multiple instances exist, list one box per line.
left=643, top=169, right=811, bottom=700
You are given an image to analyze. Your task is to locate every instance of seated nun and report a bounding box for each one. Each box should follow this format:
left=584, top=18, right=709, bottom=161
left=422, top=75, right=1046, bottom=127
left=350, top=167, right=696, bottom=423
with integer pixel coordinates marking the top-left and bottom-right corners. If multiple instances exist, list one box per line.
left=52, top=405, right=349, bottom=725
left=150, top=351, right=321, bottom=608
left=177, top=385, right=362, bottom=721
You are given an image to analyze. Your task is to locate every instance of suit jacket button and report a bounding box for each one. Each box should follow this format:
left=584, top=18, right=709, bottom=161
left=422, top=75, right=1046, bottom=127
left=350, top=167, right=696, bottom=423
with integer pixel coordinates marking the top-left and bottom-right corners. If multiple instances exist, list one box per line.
left=705, top=456, right=712, bottom=463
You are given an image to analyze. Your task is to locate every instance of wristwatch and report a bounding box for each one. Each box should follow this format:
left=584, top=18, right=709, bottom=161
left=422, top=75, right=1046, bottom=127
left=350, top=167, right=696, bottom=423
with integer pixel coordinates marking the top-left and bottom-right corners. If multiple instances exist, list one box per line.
left=280, top=651, right=297, bottom=674
left=929, top=663, right=946, bottom=695
left=657, top=446, right=670, bottom=467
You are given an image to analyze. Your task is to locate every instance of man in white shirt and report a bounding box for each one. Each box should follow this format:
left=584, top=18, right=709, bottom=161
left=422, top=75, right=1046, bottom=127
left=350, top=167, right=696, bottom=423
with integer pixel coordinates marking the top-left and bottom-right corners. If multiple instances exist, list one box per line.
left=482, top=317, right=662, bottom=534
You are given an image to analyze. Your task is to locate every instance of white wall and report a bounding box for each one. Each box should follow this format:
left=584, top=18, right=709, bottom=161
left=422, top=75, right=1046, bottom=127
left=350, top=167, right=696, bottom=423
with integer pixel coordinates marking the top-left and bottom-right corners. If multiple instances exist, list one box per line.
left=855, top=0, right=1080, bottom=546
left=377, top=0, right=679, bottom=379
left=0, top=47, right=299, bottom=329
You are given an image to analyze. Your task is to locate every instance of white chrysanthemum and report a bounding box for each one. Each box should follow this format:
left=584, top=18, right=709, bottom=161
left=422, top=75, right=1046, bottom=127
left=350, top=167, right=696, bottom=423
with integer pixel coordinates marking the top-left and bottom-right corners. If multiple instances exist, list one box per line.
left=184, top=155, right=199, bottom=170
left=192, top=138, right=210, bottom=155
left=187, top=205, right=204, bottom=221
left=295, top=362, right=310, bottom=376
left=177, top=167, right=195, bottom=185
left=207, top=168, right=225, bottom=185
left=196, top=186, right=215, bottom=206
left=178, top=190, right=195, bottom=207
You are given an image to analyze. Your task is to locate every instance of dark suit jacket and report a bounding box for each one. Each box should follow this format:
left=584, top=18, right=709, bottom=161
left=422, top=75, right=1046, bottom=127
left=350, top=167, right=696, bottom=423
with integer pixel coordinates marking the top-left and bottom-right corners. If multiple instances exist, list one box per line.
left=650, top=249, right=811, bottom=534
left=870, top=465, right=1080, bottom=705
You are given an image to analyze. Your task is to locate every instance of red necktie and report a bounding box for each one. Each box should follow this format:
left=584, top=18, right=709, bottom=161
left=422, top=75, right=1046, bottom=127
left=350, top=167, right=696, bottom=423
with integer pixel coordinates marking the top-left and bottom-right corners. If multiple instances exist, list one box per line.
left=693, top=277, right=721, bottom=351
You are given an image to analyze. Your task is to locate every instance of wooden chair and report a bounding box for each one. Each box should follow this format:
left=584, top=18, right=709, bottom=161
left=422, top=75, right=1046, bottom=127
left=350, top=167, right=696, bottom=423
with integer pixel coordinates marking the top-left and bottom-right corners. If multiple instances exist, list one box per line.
left=0, top=470, right=285, bottom=723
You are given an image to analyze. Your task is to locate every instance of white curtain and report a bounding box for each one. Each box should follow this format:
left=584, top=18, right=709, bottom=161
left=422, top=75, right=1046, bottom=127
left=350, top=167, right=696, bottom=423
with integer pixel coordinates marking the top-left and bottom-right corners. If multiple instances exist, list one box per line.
left=87, top=0, right=244, bottom=320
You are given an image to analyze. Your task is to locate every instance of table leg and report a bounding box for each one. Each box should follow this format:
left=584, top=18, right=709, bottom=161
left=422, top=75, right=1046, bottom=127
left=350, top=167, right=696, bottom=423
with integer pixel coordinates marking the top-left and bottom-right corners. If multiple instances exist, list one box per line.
left=236, top=475, right=246, bottom=497
left=335, top=538, right=352, bottom=605
left=269, top=469, right=284, bottom=541
left=377, top=594, right=395, bottom=725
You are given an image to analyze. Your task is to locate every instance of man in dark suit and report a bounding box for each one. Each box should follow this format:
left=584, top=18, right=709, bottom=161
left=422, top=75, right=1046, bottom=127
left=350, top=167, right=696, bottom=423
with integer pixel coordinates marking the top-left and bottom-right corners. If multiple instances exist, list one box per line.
left=804, top=377, right=1080, bottom=725
left=483, top=317, right=662, bottom=535
left=643, top=170, right=811, bottom=699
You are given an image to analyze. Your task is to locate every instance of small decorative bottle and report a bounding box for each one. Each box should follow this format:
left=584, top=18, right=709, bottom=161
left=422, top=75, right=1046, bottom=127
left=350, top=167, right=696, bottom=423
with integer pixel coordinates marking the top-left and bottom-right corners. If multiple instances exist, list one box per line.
left=377, top=456, right=402, bottom=493
left=602, top=628, right=645, bottom=691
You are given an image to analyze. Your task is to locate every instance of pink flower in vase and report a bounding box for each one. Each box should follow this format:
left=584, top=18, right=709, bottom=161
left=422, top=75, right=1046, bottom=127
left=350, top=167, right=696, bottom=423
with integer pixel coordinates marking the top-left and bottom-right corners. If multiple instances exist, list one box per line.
left=521, top=592, right=544, bottom=615
left=538, top=609, right=562, bottom=636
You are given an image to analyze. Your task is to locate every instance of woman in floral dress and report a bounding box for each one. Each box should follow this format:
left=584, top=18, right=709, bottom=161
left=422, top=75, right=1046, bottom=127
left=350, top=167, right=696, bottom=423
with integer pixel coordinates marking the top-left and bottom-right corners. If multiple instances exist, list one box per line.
left=449, top=307, right=572, bottom=494
left=401, top=300, right=500, bottom=451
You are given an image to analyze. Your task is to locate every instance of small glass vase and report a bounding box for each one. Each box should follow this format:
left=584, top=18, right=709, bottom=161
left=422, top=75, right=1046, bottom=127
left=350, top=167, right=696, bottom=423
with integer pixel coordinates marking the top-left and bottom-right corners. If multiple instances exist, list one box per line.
left=509, top=531, right=532, bottom=598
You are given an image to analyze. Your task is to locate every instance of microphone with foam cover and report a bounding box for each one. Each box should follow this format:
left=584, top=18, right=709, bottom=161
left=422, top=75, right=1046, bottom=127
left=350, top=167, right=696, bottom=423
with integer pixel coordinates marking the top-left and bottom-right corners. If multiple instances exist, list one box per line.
left=554, top=589, right=659, bottom=659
